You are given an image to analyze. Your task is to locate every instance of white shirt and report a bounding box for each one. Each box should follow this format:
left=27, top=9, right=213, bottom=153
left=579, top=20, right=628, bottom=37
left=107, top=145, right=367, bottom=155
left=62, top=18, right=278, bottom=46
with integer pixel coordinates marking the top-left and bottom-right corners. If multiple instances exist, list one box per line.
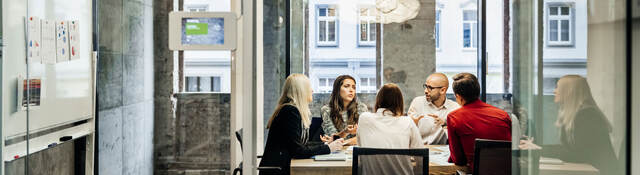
left=357, top=108, right=424, bottom=175
left=407, top=96, right=461, bottom=145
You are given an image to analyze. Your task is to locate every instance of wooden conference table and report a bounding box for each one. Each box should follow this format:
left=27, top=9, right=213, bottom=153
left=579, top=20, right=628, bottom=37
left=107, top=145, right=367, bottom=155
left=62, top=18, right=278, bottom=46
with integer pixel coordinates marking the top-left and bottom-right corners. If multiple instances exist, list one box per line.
left=290, top=145, right=468, bottom=175
left=289, top=144, right=600, bottom=175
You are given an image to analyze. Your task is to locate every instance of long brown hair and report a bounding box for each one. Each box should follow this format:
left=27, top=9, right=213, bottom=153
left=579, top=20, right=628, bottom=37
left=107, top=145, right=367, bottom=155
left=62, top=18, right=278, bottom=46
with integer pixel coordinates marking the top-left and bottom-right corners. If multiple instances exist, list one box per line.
left=328, top=75, right=359, bottom=131
left=374, top=83, right=404, bottom=116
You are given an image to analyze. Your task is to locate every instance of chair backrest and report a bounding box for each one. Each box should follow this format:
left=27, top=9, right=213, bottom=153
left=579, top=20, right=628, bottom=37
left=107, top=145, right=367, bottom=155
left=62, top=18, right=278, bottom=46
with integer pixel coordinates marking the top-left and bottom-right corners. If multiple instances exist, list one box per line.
left=309, top=117, right=324, bottom=142
left=352, top=147, right=429, bottom=175
left=473, top=139, right=511, bottom=175
left=236, top=128, right=243, bottom=151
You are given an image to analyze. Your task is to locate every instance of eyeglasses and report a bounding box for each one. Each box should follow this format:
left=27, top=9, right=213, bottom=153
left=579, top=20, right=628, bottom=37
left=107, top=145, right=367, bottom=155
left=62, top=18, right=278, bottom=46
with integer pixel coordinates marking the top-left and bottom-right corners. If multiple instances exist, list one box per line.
left=423, top=84, right=444, bottom=91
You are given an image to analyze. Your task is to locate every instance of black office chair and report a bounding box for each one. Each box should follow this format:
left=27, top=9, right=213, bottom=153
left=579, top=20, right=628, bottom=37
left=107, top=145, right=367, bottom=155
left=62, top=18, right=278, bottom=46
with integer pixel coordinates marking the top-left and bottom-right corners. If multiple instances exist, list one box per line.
left=473, top=139, right=511, bottom=175
left=232, top=129, right=281, bottom=175
left=352, top=147, right=429, bottom=175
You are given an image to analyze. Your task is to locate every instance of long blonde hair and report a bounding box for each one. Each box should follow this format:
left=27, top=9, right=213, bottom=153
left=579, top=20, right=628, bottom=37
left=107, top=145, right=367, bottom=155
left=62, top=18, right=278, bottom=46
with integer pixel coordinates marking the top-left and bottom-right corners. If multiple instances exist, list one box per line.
left=267, top=74, right=313, bottom=128
left=555, top=75, right=611, bottom=142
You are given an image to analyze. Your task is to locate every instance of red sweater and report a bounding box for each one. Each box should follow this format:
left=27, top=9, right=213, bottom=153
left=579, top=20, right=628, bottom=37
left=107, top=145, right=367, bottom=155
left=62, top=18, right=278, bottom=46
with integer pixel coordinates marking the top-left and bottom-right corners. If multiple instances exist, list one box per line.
left=446, top=99, right=511, bottom=171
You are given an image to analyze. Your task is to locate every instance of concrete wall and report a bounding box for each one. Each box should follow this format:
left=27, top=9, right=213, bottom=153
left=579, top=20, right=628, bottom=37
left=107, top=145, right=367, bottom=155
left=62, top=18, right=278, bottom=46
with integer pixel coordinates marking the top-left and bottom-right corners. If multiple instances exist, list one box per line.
left=96, top=0, right=155, bottom=174
left=4, top=140, right=75, bottom=175
left=263, top=0, right=287, bottom=147
left=382, top=0, right=436, bottom=111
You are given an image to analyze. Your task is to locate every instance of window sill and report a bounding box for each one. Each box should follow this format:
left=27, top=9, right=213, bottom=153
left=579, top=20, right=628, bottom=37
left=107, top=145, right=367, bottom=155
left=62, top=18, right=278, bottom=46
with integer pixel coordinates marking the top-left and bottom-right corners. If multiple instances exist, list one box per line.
left=546, top=43, right=574, bottom=48
left=357, top=44, right=376, bottom=47
left=462, top=48, right=477, bottom=52
left=316, top=44, right=339, bottom=48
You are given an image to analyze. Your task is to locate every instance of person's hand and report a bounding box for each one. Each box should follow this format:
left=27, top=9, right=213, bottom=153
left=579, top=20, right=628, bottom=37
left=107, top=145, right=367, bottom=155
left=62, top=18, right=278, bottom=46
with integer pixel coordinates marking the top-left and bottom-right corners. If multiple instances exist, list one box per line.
left=427, top=114, right=445, bottom=126
left=346, top=124, right=358, bottom=135
left=320, top=134, right=334, bottom=143
left=411, top=115, right=425, bottom=126
left=328, top=139, right=344, bottom=152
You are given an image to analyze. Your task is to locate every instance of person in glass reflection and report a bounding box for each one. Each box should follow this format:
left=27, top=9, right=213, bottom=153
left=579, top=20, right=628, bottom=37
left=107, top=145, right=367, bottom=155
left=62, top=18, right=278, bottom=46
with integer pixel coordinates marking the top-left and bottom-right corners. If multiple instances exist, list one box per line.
left=446, top=73, right=511, bottom=172
left=259, top=74, right=344, bottom=175
left=319, top=75, right=369, bottom=145
left=550, top=75, right=618, bottom=174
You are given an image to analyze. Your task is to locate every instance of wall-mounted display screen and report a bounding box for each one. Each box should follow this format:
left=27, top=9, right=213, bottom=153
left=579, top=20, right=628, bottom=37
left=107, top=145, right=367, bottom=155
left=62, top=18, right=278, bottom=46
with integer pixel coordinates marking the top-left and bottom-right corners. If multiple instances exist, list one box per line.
left=169, top=12, right=236, bottom=50
left=181, top=17, right=225, bottom=45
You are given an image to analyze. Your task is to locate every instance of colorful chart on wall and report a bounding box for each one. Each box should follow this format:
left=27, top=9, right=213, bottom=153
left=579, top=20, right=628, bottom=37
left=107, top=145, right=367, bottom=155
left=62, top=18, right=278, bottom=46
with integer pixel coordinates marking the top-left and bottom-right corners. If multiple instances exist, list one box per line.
left=69, top=20, right=80, bottom=60
left=41, top=19, right=57, bottom=64
left=27, top=16, right=42, bottom=63
left=56, top=20, right=70, bottom=62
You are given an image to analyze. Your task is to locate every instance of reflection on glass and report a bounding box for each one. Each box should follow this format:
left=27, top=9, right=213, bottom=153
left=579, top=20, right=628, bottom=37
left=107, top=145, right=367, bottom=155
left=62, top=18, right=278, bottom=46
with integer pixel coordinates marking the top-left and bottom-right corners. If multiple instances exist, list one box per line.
left=546, top=75, right=619, bottom=174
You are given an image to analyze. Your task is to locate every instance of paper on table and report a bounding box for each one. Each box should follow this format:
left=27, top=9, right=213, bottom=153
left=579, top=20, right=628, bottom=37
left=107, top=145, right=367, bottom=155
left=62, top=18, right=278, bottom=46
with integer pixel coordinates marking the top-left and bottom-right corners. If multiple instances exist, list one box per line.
left=56, top=20, right=70, bottom=62
left=430, top=146, right=454, bottom=165
left=314, top=151, right=347, bottom=161
left=540, top=157, right=564, bottom=165
left=41, top=20, right=57, bottom=64
left=68, top=20, right=80, bottom=60
left=27, top=16, right=42, bottom=63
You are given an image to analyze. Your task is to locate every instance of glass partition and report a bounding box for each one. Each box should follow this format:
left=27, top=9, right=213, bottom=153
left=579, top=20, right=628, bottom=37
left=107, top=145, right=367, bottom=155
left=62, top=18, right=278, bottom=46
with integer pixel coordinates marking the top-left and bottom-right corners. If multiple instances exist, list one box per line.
left=283, top=0, right=630, bottom=174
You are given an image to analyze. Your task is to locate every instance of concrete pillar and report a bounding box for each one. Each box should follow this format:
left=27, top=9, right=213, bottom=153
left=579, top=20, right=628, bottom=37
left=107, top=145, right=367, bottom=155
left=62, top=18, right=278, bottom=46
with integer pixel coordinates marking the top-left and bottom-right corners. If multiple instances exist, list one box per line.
left=152, top=0, right=179, bottom=174
left=382, top=0, right=436, bottom=110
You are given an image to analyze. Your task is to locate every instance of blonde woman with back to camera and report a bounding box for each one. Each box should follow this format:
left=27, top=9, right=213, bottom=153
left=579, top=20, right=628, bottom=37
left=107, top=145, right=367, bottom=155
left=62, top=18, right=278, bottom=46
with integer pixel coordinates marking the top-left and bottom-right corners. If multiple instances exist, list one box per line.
left=259, top=74, right=344, bottom=175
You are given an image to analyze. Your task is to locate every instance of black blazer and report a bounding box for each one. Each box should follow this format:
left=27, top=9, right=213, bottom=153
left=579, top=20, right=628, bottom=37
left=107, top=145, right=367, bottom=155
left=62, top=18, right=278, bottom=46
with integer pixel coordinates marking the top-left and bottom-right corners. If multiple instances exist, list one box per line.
left=259, top=105, right=330, bottom=175
left=545, top=106, right=620, bottom=174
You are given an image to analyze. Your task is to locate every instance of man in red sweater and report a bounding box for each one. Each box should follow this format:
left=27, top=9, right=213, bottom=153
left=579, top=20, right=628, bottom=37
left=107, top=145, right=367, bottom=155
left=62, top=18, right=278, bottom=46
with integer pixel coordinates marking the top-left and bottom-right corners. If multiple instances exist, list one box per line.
left=446, top=73, right=511, bottom=172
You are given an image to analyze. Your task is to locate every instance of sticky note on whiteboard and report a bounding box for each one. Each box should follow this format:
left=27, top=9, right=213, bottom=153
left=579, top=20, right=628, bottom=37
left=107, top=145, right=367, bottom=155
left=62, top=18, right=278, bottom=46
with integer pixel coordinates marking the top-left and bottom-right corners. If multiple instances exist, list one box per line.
left=69, top=20, right=80, bottom=60
left=41, top=20, right=57, bottom=64
left=27, top=16, right=42, bottom=63
left=56, top=20, right=70, bottom=62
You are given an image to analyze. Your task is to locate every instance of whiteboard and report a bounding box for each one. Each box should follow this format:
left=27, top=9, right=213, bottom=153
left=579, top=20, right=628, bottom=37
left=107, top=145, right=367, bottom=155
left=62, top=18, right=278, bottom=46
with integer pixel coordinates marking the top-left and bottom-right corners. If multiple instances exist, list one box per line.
left=2, top=0, right=93, bottom=139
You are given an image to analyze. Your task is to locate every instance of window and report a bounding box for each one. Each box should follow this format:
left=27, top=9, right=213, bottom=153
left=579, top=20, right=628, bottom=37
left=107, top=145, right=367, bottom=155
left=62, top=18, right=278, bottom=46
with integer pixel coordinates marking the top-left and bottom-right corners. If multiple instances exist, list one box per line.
left=359, top=77, right=376, bottom=93
left=358, top=7, right=376, bottom=46
left=462, top=10, right=477, bottom=49
left=317, top=77, right=336, bottom=93
left=186, top=4, right=209, bottom=12
left=547, top=5, right=573, bottom=46
left=435, top=9, right=441, bottom=49
left=317, top=5, right=338, bottom=46
left=185, top=76, right=221, bottom=92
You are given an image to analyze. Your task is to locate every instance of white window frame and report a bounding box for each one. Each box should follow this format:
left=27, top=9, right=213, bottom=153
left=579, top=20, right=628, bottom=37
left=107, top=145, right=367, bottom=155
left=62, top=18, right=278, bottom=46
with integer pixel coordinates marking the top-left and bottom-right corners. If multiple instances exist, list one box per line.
left=462, top=9, right=478, bottom=50
left=435, top=9, right=441, bottom=50
left=358, top=7, right=376, bottom=46
left=186, top=4, right=209, bottom=12
left=546, top=4, right=574, bottom=46
left=358, top=77, right=376, bottom=93
left=185, top=76, right=222, bottom=92
left=316, top=5, right=338, bottom=46
left=317, top=77, right=336, bottom=93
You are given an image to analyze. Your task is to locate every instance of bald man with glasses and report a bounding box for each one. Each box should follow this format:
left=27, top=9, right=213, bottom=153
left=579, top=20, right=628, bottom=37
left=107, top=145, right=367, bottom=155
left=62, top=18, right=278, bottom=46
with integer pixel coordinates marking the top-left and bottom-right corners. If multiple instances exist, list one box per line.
left=407, top=73, right=461, bottom=145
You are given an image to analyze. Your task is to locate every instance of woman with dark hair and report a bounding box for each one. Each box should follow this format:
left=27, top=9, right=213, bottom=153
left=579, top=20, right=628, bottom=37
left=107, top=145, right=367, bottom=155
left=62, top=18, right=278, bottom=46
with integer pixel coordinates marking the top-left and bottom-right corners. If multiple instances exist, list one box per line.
left=356, top=83, right=424, bottom=175
left=320, top=75, right=369, bottom=145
